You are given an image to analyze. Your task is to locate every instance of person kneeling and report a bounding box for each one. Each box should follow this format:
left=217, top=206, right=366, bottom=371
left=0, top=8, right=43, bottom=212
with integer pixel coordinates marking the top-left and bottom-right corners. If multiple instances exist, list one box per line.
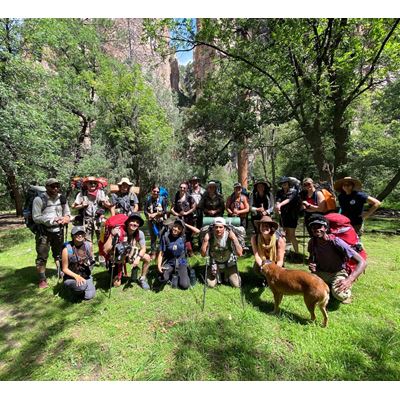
left=157, top=219, right=193, bottom=290
left=308, top=216, right=366, bottom=304
left=201, top=217, right=243, bottom=288
left=62, top=226, right=96, bottom=300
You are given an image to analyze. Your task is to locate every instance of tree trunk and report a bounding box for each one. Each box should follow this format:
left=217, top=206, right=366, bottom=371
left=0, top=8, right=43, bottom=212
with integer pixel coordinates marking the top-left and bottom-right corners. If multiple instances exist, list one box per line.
left=376, top=169, right=400, bottom=201
left=5, top=168, right=23, bottom=216
left=237, top=146, right=248, bottom=189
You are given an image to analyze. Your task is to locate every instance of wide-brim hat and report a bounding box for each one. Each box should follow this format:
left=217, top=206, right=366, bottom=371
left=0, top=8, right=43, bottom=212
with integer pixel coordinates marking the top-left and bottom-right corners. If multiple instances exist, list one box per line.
left=71, top=226, right=85, bottom=236
left=334, top=177, right=362, bottom=192
left=254, top=216, right=278, bottom=230
left=125, top=213, right=144, bottom=227
left=86, top=176, right=99, bottom=183
left=254, top=179, right=270, bottom=189
left=117, top=177, right=133, bottom=186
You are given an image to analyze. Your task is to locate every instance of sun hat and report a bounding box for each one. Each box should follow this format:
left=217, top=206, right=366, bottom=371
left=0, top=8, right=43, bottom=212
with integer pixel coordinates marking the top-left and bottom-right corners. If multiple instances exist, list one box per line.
left=278, top=176, right=290, bottom=185
left=117, top=177, right=134, bottom=186
left=334, top=177, right=362, bottom=192
left=254, top=215, right=278, bottom=230
left=125, top=212, right=144, bottom=227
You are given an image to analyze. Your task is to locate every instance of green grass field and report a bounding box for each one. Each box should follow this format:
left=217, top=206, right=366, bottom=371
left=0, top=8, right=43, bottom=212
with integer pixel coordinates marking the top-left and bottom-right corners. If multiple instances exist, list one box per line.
left=0, top=218, right=399, bottom=381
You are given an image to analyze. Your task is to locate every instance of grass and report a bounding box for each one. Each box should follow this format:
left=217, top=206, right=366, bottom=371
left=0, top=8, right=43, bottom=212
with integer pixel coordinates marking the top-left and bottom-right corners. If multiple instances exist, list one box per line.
left=0, top=218, right=399, bottom=381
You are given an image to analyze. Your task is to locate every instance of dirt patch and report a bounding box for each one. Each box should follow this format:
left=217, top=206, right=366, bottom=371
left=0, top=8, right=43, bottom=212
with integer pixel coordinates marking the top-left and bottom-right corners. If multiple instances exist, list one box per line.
left=0, top=214, right=25, bottom=232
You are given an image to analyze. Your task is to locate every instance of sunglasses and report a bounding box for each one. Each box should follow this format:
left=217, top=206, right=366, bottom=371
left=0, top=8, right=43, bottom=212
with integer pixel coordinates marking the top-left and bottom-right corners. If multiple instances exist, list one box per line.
left=49, top=184, right=60, bottom=189
left=303, top=183, right=312, bottom=187
left=180, top=186, right=187, bottom=190
left=152, top=191, right=159, bottom=194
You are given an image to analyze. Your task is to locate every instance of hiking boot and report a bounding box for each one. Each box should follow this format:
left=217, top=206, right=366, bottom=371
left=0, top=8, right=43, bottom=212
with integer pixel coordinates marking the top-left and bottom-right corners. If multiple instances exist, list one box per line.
left=342, top=297, right=352, bottom=304
left=139, top=277, right=150, bottom=290
left=38, top=279, right=48, bottom=289
left=113, top=277, right=122, bottom=287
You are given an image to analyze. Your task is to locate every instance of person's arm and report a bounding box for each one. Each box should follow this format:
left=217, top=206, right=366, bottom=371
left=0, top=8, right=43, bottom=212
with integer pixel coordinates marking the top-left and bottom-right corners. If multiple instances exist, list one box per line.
left=200, top=232, right=210, bottom=257
left=103, top=226, right=120, bottom=254
left=228, top=230, right=243, bottom=257
left=334, top=251, right=367, bottom=292
left=276, top=236, right=286, bottom=267
left=61, top=202, right=71, bottom=224
left=72, top=193, right=87, bottom=210
left=157, top=250, right=164, bottom=273
left=184, top=222, right=200, bottom=235
left=61, top=246, right=86, bottom=286
left=304, top=191, right=326, bottom=213
left=237, top=196, right=249, bottom=216
left=32, top=197, right=55, bottom=226
left=266, top=191, right=275, bottom=215
left=363, top=196, right=381, bottom=220
left=251, top=234, right=263, bottom=268
left=171, top=205, right=180, bottom=217
left=225, top=196, right=233, bottom=215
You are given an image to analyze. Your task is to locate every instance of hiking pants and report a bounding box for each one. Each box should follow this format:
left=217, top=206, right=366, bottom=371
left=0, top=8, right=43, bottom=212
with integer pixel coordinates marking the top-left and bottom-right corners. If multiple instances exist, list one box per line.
left=159, top=262, right=190, bottom=290
left=207, top=264, right=241, bottom=288
left=83, top=217, right=100, bottom=243
left=35, top=230, right=62, bottom=268
left=148, top=220, right=163, bottom=253
left=64, top=277, right=96, bottom=300
left=315, top=270, right=351, bottom=302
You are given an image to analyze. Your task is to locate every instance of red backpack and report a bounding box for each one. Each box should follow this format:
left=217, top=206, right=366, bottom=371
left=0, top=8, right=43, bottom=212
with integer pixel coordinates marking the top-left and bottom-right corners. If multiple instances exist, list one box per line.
left=325, top=213, right=367, bottom=272
left=98, top=214, right=128, bottom=259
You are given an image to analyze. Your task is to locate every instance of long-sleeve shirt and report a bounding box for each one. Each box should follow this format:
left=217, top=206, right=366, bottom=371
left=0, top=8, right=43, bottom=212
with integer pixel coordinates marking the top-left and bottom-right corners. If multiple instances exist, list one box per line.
left=32, top=193, right=71, bottom=233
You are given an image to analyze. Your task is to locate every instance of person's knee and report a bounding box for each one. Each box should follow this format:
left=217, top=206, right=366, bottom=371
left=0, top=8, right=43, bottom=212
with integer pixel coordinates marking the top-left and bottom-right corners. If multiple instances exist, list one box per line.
left=84, top=287, right=96, bottom=300
left=229, top=273, right=241, bottom=288
left=207, top=277, right=217, bottom=288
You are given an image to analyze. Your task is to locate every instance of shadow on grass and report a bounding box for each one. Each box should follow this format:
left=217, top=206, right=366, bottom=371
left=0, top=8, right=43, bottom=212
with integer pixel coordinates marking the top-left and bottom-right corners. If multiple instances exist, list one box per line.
left=0, top=263, right=107, bottom=380
left=0, top=228, right=34, bottom=253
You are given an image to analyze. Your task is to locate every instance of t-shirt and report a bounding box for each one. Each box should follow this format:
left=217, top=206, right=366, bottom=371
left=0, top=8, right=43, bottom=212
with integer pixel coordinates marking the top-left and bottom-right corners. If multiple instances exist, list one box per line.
left=308, top=236, right=357, bottom=273
left=276, top=188, right=299, bottom=215
left=189, top=187, right=205, bottom=205
left=209, top=230, right=234, bottom=264
left=111, top=192, right=138, bottom=215
left=75, top=190, right=108, bottom=218
left=338, top=191, right=369, bottom=226
left=198, top=193, right=225, bottom=216
left=124, top=230, right=146, bottom=248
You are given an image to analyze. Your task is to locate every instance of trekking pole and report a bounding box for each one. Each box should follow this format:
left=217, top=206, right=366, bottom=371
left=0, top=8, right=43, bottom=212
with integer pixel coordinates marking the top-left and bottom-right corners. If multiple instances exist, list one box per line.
left=235, top=262, right=245, bottom=311
left=57, top=223, right=64, bottom=281
left=202, top=254, right=209, bottom=312
left=109, top=235, right=119, bottom=299
left=302, top=217, right=306, bottom=265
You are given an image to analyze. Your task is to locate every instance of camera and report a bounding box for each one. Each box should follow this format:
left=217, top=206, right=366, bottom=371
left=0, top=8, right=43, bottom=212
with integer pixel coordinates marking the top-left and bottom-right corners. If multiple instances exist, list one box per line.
left=114, top=242, right=132, bottom=262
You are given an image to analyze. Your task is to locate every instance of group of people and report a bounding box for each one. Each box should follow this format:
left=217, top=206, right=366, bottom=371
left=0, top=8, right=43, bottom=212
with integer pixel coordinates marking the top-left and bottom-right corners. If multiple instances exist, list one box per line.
left=30, top=174, right=377, bottom=306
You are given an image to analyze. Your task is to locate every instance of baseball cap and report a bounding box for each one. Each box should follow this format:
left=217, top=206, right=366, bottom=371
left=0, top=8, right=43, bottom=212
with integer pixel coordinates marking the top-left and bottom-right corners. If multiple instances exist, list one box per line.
left=71, top=226, right=85, bottom=235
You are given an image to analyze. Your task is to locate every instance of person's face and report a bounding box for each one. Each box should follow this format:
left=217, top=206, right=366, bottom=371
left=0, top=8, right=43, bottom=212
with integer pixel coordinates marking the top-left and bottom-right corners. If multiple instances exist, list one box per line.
left=260, top=222, right=272, bottom=235
left=172, top=223, right=183, bottom=236
left=311, top=223, right=327, bottom=238
left=256, top=184, right=265, bottom=194
left=234, top=186, right=242, bottom=193
left=281, top=182, right=289, bottom=191
left=207, top=185, right=216, bottom=194
left=46, top=183, right=60, bottom=196
left=191, top=180, right=199, bottom=187
left=214, top=223, right=225, bottom=236
left=342, top=182, right=354, bottom=194
left=88, top=181, right=97, bottom=189
left=128, top=219, right=140, bottom=232
left=151, top=188, right=160, bottom=198
left=120, top=183, right=130, bottom=193
left=180, top=184, right=188, bottom=193
left=72, top=232, right=85, bottom=245
left=303, top=182, right=313, bottom=191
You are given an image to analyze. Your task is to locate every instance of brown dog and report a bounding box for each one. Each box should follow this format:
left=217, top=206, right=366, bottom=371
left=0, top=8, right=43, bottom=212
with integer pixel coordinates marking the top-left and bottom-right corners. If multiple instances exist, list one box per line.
left=260, top=262, right=330, bottom=327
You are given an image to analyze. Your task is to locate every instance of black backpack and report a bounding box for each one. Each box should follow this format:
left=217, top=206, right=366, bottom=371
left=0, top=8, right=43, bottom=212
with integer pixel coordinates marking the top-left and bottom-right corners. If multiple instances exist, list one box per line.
left=23, top=186, right=67, bottom=233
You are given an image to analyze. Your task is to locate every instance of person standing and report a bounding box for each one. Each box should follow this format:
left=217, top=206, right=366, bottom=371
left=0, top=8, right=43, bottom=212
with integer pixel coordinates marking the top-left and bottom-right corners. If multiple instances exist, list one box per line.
left=198, top=181, right=225, bottom=218
left=110, top=177, right=139, bottom=216
left=225, top=182, right=250, bottom=227
left=144, top=184, right=168, bottom=257
left=32, top=178, right=71, bottom=289
left=72, top=177, right=111, bottom=243
left=188, top=176, right=205, bottom=229
left=250, top=179, right=274, bottom=231
left=171, top=182, right=197, bottom=255
left=275, top=177, right=300, bottom=253
left=334, top=177, right=381, bottom=235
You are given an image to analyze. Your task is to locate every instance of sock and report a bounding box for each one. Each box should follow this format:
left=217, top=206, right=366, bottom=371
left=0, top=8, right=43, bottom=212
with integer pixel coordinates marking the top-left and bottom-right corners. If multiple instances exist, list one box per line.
left=39, top=272, right=46, bottom=281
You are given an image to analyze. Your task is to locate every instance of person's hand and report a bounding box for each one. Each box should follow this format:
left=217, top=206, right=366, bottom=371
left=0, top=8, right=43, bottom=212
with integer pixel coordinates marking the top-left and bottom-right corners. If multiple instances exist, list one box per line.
left=309, top=263, right=317, bottom=273
left=75, top=275, right=86, bottom=286
left=111, top=226, right=120, bottom=237
left=132, top=256, right=140, bottom=267
left=208, top=210, right=216, bottom=216
left=82, top=201, right=88, bottom=207
left=334, top=277, right=353, bottom=292
left=275, top=204, right=281, bottom=213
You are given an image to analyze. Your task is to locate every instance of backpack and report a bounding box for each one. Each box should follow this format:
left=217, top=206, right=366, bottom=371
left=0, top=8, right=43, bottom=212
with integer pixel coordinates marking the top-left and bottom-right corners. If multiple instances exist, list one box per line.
left=200, top=223, right=246, bottom=250
left=63, top=241, right=94, bottom=279
left=23, top=186, right=67, bottom=234
left=98, top=214, right=128, bottom=259
left=317, top=183, right=337, bottom=212
left=324, top=213, right=367, bottom=273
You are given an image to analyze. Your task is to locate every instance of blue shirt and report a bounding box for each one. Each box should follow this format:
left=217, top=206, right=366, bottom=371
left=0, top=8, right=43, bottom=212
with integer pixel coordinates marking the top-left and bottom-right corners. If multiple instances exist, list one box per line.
left=160, top=233, right=186, bottom=261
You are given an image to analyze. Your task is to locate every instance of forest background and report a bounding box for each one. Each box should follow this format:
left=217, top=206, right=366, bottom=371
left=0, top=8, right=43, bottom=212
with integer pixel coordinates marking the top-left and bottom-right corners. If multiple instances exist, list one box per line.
left=1, top=17, right=400, bottom=214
